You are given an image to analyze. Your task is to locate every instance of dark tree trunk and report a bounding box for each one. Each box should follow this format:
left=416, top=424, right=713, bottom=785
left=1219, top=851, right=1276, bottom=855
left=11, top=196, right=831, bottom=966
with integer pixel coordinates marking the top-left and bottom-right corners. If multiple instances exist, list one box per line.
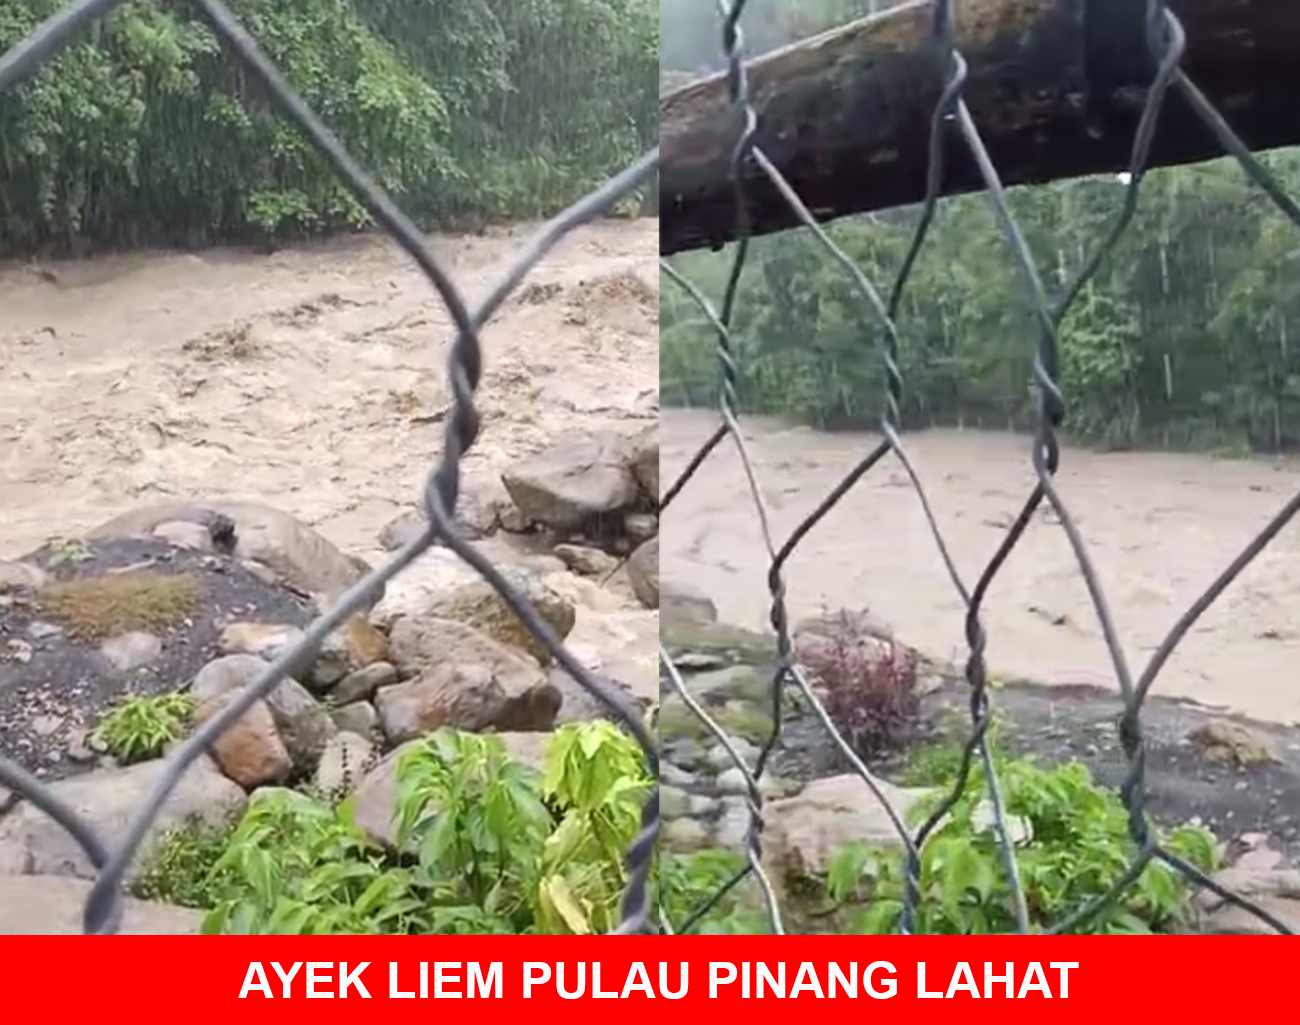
left=660, top=0, right=1300, bottom=256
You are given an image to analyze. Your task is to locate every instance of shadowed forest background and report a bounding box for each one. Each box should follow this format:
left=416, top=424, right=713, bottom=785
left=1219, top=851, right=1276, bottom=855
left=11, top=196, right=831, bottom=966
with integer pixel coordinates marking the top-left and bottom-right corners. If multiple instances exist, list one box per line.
left=660, top=0, right=1300, bottom=454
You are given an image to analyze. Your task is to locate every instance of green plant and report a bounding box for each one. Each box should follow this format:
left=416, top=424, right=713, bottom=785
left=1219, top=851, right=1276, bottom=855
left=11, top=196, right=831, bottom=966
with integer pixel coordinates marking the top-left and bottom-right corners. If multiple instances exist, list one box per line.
left=189, top=722, right=651, bottom=934
left=93, top=691, right=196, bottom=764
left=827, top=756, right=1219, bottom=934
left=133, top=816, right=236, bottom=908
left=658, top=849, right=767, bottom=934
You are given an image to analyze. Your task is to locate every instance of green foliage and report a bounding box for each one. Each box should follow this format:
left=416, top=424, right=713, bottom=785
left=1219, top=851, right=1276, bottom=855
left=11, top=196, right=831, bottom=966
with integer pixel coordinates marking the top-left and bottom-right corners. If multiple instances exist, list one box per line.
left=658, top=849, right=767, bottom=934
left=826, top=756, right=1219, bottom=934
left=662, top=148, right=1300, bottom=453
left=92, top=691, right=195, bottom=764
left=136, top=723, right=652, bottom=934
left=0, top=0, right=656, bottom=254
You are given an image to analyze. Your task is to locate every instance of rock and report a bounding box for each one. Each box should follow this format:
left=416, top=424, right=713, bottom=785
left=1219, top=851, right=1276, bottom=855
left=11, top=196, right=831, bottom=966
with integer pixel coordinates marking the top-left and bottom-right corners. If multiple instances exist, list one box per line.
left=624, top=513, right=657, bottom=544
left=387, top=614, right=544, bottom=682
left=98, top=631, right=163, bottom=673
left=0, top=756, right=245, bottom=881
left=86, top=499, right=375, bottom=605
left=311, top=612, right=391, bottom=690
left=333, top=661, right=398, bottom=705
left=626, top=424, right=659, bottom=504
left=627, top=537, right=658, bottom=609
left=0, top=560, right=48, bottom=591
left=662, top=581, right=718, bottom=626
left=314, top=731, right=376, bottom=797
left=662, top=817, right=710, bottom=853
left=763, top=773, right=928, bottom=880
left=376, top=491, right=502, bottom=552
left=219, top=621, right=306, bottom=662
left=553, top=544, right=620, bottom=578
left=419, top=568, right=577, bottom=665
left=1188, top=719, right=1281, bottom=768
left=263, top=676, right=336, bottom=771
left=495, top=732, right=554, bottom=775
left=350, top=739, right=428, bottom=848
left=0, top=536, right=319, bottom=784
left=1194, top=867, right=1300, bottom=934
left=331, top=700, right=379, bottom=739
left=374, top=663, right=560, bottom=743
left=501, top=431, right=639, bottom=530
left=191, top=654, right=333, bottom=771
left=151, top=520, right=217, bottom=553
left=370, top=546, right=484, bottom=632
left=193, top=693, right=293, bottom=788
left=0, top=876, right=202, bottom=935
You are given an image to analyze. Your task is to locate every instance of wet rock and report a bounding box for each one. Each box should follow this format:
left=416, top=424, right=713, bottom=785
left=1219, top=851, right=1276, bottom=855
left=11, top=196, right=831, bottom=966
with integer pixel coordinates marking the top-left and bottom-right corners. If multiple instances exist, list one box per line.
left=331, top=700, right=379, bottom=739
left=0, top=876, right=202, bottom=935
left=763, top=774, right=928, bottom=879
left=376, top=491, right=502, bottom=552
left=553, top=544, right=620, bottom=578
left=627, top=537, right=658, bottom=609
left=333, top=661, right=398, bottom=705
left=374, top=663, right=560, bottom=743
left=501, top=431, right=639, bottom=530
left=0, top=755, right=245, bottom=881
left=86, top=499, right=375, bottom=605
left=219, top=621, right=305, bottom=662
left=1188, top=719, right=1282, bottom=768
left=661, top=581, right=718, bottom=626
left=387, top=615, right=544, bottom=682
left=624, top=513, right=657, bottom=544
left=314, top=730, right=376, bottom=797
left=419, top=568, right=576, bottom=665
left=626, top=423, right=659, bottom=504
left=194, top=692, right=293, bottom=789
left=151, top=520, right=216, bottom=553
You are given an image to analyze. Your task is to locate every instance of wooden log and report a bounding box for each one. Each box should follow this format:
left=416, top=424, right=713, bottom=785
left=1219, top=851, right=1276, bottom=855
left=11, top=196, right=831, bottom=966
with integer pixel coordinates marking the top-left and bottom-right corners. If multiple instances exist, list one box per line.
left=660, top=0, right=1300, bottom=256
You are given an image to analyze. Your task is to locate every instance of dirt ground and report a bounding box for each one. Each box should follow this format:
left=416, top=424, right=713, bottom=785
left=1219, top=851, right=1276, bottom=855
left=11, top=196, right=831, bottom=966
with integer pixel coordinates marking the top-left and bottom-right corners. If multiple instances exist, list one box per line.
left=661, top=407, right=1300, bottom=725
left=0, top=219, right=659, bottom=567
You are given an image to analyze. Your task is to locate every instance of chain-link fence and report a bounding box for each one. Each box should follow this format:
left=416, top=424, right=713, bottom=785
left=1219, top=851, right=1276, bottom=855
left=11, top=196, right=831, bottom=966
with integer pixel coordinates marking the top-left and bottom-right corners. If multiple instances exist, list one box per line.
left=659, top=0, right=1299, bottom=934
left=0, top=0, right=659, bottom=936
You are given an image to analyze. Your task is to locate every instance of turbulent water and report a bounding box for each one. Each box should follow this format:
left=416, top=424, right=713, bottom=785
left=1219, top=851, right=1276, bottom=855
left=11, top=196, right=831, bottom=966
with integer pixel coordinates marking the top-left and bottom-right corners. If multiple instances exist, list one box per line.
left=661, top=407, right=1300, bottom=725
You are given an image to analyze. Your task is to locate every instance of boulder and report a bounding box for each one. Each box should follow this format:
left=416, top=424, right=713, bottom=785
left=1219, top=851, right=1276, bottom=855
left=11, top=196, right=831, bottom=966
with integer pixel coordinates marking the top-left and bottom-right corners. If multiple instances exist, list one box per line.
left=0, top=876, right=202, bottom=935
left=627, top=536, right=658, bottom=609
left=85, top=499, right=374, bottom=605
left=501, top=431, right=639, bottom=530
left=374, top=662, right=561, bottom=743
left=0, top=756, right=246, bottom=881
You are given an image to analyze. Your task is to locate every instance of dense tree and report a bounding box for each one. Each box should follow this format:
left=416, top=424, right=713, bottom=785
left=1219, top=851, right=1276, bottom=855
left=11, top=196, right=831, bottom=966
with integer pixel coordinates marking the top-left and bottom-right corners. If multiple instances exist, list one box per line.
left=660, top=2, right=1300, bottom=454
left=0, top=0, right=656, bottom=254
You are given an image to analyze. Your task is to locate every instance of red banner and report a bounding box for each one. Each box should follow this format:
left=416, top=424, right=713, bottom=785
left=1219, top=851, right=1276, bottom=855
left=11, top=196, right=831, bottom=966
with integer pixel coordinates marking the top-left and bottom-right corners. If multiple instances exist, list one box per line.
left=0, top=937, right=1283, bottom=1021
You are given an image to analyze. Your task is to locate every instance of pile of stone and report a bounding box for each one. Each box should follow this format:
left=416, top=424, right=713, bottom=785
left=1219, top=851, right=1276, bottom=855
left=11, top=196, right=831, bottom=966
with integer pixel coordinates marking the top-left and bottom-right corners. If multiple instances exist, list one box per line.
left=0, top=422, right=660, bottom=932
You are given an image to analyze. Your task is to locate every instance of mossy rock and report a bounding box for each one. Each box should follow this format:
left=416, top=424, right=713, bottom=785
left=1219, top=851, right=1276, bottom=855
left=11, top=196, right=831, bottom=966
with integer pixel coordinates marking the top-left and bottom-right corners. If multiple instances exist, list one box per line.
left=38, top=572, right=201, bottom=642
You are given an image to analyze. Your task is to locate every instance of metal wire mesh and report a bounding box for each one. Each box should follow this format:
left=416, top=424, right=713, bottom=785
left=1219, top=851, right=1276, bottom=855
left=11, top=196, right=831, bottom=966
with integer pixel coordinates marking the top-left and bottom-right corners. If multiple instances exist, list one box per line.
left=658, top=0, right=1300, bottom=935
left=0, top=0, right=660, bottom=936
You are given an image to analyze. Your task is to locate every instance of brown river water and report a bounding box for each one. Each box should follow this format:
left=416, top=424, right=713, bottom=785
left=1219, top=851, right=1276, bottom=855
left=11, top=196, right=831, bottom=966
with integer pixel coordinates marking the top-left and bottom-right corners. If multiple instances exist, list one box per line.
left=661, top=407, right=1300, bottom=725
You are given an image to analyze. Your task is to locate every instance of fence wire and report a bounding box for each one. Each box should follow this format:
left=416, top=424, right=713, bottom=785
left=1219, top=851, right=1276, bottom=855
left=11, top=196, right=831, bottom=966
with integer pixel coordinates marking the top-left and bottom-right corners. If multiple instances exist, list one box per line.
left=658, top=0, right=1299, bottom=935
left=0, top=0, right=659, bottom=936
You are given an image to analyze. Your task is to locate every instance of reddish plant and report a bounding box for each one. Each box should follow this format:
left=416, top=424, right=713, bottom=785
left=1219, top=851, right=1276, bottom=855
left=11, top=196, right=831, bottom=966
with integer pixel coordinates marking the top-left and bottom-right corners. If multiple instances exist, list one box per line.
left=797, top=610, right=921, bottom=760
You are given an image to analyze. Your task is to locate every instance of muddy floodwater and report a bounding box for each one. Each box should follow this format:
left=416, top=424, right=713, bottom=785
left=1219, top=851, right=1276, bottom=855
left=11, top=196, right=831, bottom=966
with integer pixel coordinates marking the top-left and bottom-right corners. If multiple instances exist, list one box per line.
left=661, top=407, right=1300, bottom=725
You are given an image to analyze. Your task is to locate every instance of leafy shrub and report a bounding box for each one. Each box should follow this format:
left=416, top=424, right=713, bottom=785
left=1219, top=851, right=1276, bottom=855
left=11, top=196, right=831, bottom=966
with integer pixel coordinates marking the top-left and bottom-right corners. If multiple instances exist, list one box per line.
left=92, top=691, right=195, bottom=764
left=799, top=610, right=922, bottom=759
left=140, top=722, right=652, bottom=934
left=826, top=756, right=1219, bottom=934
left=658, top=849, right=768, bottom=934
